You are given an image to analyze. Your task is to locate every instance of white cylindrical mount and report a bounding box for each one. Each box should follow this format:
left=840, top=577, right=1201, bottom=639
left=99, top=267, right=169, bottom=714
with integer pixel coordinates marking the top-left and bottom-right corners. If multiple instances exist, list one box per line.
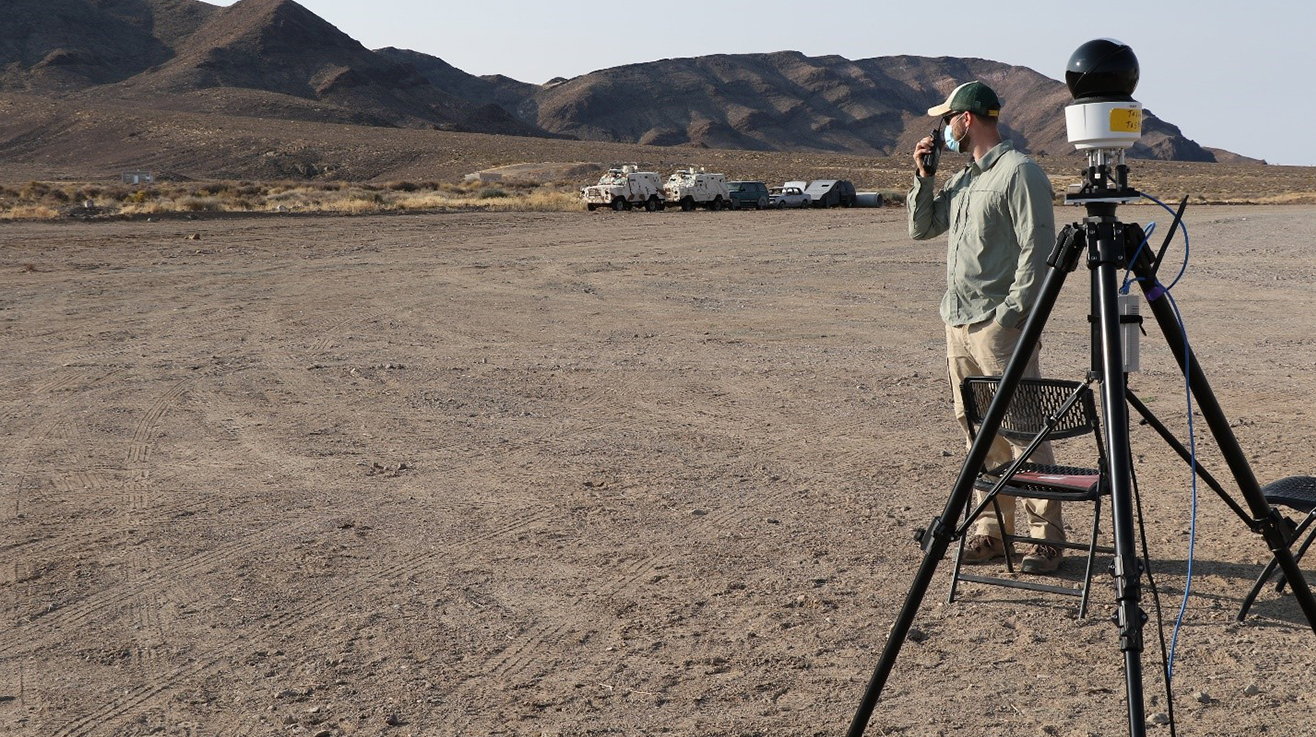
left=1066, top=100, right=1143, bottom=150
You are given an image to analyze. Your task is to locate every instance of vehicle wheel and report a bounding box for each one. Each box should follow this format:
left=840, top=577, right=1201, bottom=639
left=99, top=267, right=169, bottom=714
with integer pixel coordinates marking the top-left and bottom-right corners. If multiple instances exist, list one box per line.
left=587, top=203, right=596, bottom=212
left=681, top=197, right=694, bottom=212
left=657, top=200, right=666, bottom=211
left=756, top=198, right=766, bottom=210
left=842, top=197, right=853, bottom=208
left=776, top=200, right=785, bottom=209
left=612, top=198, right=626, bottom=211
left=710, top=197, right=722, bottom=211
left=645, top=196, right=658, bottom=212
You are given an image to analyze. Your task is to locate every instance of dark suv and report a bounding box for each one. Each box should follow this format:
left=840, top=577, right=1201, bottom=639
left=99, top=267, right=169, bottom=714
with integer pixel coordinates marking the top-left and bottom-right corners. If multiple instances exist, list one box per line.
left=728, top=181, right=771, bottom=210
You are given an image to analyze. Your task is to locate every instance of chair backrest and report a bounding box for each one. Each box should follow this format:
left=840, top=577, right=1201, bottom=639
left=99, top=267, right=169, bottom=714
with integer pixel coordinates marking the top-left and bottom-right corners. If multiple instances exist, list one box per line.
left=960, top=376, right=1099, bottom=444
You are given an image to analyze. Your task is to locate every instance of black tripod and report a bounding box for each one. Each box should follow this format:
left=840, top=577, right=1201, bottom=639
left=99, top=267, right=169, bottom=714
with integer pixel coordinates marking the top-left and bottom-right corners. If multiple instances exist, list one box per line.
left=846, top=160, right=1316, bottom=737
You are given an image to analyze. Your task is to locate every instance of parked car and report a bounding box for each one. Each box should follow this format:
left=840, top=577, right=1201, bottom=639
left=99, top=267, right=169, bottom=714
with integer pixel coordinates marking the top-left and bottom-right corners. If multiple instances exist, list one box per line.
left=804, top=179, right=857, bottom=208
left=728, top=181, right=771, bottom=210
left=769, top=186, right=811, bottom=209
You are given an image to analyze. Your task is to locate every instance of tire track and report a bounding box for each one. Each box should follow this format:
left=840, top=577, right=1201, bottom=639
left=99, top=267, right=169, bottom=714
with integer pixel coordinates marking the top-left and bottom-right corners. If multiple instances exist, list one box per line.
left=0, top=513, right=329, bottom=659
left=42, top=506, right=553, bottom=736
left=49, top=644, right=235, bottom=737
left=593, top=555, right=664, bottom=600
left=486, top=621, right=573, bottom=680
left=127, top=381, right=190, bottom=465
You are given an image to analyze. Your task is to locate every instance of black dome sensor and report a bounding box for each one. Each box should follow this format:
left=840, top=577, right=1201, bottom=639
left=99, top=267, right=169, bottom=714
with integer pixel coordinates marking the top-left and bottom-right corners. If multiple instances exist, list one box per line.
left=1066, top=39, right=1140, bottom=100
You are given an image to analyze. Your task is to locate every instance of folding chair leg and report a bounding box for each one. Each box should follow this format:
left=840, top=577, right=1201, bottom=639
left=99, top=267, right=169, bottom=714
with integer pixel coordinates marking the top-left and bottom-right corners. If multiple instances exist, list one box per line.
left=1078, top=495, right=1103, bottom=619
left=1238, top=557, right=1282, bottom=622
left=1240, top=514, right=1316, bottom=620
left=1275, top=518, right=1316, bottom=594
left=992, top=499, right=1015, bottom=574
left=948, top=492, right=975, bottom=604
left=949, top=532, right=967, bottom=604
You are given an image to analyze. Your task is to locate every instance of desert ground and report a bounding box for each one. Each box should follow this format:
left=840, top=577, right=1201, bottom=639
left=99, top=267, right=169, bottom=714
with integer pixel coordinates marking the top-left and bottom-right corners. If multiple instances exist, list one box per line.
left=3, top=204, right=1316, bottom=737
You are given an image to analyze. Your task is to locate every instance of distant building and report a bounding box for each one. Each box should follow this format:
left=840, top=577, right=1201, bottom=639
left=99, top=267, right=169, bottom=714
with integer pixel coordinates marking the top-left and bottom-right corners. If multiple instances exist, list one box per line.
left=463, top=171, right=502, bottom=184
left=121, top=170, right=154, bottom=185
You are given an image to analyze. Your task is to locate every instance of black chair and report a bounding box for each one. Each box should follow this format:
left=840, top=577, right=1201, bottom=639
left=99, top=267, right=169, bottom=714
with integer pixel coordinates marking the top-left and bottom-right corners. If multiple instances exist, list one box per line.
left=949, top=376, right=1114, bottom=617
left=1236, top=475, right=1316, bottom=621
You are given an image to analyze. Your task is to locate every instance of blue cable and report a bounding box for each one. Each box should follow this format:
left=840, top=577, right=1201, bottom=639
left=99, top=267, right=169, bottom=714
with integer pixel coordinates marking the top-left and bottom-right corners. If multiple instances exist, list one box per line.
left=1163, top=290, right=1198, bottom=683
left=1131, top=192, right=1198, bottom=684
left=1120, top=222, right=1155, bottom=294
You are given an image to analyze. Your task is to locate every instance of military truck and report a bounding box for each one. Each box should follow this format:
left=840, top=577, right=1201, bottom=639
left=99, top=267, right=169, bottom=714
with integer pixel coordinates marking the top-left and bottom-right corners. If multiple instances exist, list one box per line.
left=581, top=166, right=665, bottom=211
left=664, top=168, right=731, bottom=211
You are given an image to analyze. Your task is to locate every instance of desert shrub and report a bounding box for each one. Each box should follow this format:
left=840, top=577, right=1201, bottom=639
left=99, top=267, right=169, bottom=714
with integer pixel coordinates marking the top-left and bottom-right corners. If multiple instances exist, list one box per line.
left=120, top=201, right=177, bottom=215
left=478, top=187, right=509, bottom=199
left=180, top=196, right=222, bottom=212
left=1, top=205, right=60, bottom=220
left=20, top=181, right=50, bottom=200
left=127, top=190, right=150, bottom=204
left=393, top=194, right=458, bottom=211
left=386, top=180, right=418, bottom=192
left=236, top=184, right=262, bottom=197
left=877, top=189, right=905, bottom=206
left=322, top=198, right=382, bottom=214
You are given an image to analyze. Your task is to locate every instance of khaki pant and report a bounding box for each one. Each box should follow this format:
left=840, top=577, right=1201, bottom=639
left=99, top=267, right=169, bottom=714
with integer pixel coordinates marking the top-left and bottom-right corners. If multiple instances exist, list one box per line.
left=946, top=320, right=1064, bottom=543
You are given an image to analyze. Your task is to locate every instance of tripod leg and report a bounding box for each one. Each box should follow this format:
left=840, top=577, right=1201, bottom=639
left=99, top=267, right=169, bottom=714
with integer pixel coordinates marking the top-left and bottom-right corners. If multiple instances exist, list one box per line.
left=1130, top=251, right=1316, bottom=635
left=1092, top=242, right=1147, bottom=736
left=846, top=228, right=1081, bottom=737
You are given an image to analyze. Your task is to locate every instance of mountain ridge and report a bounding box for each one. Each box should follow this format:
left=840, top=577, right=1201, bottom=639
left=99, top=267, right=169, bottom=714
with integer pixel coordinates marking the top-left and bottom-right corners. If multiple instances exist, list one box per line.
left=0, top=0, right=1257, bottom=166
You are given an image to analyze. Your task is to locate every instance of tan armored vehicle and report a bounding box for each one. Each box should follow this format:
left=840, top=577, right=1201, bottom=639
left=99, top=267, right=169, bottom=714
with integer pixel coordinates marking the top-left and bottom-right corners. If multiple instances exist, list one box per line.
left=664, top=168, right=731, bottom=211
left=581, top=166, right=665, bottom=211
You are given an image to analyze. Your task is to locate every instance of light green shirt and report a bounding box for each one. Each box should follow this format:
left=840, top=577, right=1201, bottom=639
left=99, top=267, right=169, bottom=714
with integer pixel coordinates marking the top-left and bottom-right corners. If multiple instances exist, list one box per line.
left=908, top=140, right=1055, bottom=329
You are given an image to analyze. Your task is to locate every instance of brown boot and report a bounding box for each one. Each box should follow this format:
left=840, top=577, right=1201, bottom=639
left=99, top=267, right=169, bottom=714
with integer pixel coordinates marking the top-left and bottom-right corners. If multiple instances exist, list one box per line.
left=961, top=534, right=1004, bottom=564
left=1021, top=543, right=1062, bottom=573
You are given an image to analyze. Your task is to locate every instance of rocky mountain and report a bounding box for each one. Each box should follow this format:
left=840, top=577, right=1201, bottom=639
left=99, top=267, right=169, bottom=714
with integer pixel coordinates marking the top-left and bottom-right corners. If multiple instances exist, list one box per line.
left=374, top=46, right=536, bottom=116
left=0, top=0, right=1243, bottom=164
left=472, top=50, right=1217, bottom=161
left=0, top=0, right=214, bottom=89
left=1, top=0, right=552, bottom=136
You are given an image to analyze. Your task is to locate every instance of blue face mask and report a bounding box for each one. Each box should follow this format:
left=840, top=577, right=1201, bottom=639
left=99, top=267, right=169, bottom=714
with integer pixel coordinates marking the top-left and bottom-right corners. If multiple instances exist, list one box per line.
left=943, top=117, right=965, bottom=153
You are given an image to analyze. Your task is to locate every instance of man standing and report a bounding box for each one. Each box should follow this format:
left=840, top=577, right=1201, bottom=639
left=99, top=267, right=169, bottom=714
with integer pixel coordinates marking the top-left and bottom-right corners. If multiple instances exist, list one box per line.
left=908, top=81, right=1064, bottom=573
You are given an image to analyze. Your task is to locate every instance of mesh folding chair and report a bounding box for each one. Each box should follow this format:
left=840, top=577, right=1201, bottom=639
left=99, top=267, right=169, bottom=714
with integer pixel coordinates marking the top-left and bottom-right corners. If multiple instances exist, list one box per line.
left=1236, top=475, right=1316, bottom=621
left=949, top=376, right=1114, bottom=617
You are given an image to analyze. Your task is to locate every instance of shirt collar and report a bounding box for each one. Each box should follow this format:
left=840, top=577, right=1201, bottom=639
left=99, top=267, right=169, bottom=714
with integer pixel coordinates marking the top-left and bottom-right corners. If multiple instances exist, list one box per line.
left=975, top=140, right=1014, bottom=171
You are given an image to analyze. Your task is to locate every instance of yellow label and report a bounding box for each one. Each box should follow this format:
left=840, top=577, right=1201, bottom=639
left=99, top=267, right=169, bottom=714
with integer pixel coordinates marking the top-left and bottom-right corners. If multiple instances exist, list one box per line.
left=1109, top=108, right=1142, bottom=133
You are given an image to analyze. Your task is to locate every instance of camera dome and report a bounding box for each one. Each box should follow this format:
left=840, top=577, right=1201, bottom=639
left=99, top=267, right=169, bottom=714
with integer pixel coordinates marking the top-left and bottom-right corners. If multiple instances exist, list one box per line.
left=1066, top=39, right=1139, bottom=100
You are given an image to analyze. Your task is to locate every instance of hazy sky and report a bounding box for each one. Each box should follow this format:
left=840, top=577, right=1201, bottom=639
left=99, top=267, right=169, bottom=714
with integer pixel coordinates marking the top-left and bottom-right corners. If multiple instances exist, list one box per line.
left=212, top=0, right=1313, bottom=167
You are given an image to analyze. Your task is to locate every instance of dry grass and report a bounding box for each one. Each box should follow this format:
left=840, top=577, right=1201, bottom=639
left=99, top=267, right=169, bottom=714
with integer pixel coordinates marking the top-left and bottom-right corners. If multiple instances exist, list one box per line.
left=4, top=160, right=1314, bottom=221
left=0, top=179, right=585, bottom=220
left=0, top=204, right=60, bottom=220
left=393, top=190, right=583, bottom=212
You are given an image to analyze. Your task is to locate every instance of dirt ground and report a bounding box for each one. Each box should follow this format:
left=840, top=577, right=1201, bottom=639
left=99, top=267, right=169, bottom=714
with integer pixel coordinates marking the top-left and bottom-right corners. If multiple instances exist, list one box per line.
left=3, top=204, right=1316, bottom=737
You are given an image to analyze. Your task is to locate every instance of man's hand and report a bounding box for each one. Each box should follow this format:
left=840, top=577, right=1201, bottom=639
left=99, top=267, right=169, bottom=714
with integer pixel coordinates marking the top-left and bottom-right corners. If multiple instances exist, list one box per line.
left=913, top=136, right=936, bottom=178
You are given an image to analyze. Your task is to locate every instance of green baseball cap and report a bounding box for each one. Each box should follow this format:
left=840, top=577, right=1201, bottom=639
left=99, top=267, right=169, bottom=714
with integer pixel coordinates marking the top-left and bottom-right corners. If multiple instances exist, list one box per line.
left=927, top=81, right=1001, bottom=118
